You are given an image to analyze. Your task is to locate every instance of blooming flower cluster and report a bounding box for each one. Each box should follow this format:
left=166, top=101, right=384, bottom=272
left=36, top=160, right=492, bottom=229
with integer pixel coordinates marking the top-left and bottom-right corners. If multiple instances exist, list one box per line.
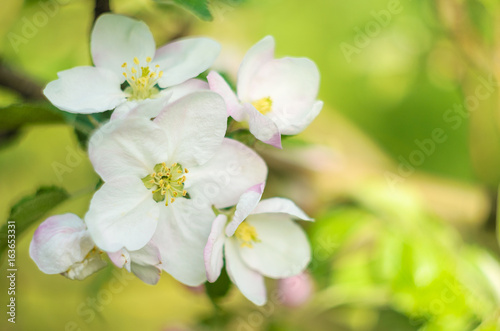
left=30, top=14, right=322, bottom=305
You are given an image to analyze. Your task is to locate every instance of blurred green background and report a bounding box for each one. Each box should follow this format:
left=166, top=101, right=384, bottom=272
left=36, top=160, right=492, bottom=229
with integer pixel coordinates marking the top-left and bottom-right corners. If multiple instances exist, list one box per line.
left=1, top=0, right=500, bottom=330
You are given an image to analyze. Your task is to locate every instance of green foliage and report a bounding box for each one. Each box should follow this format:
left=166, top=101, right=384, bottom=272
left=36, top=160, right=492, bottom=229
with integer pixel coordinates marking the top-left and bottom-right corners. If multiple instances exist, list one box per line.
left=0, top=102, right=66, bottom=131
left=0, top=186, right=70, bottom=262
left=308, top=186, right=499, bottom=331
left=205, top=266, right=231, bottom=302
left=155, top=0, right=245, bottom=21
left=155, top=0, right=213, bottom=21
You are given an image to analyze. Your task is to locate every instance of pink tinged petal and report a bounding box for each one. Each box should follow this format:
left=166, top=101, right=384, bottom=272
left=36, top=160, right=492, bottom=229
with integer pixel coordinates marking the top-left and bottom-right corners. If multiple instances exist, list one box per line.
left=251, top=198, right=313, bottom=221
left=88, top=118, right=170, bottom=182
left=112, top=92, right=171, bottom=120
left=128, top=243, right=162, bottom=285
left=237, top=36, right=275, bottom=101
left=108, top=249, right=129, bottom=269
left=243, top=103, right=282, bottom=148
left=43, top=66, right=126, bottom=114
left=85, top=176, right=160, bottom=252
left=207, top=71, right=245, bottom=120
left=163, top=78, right=209, bottom=104
left=30, top=214, right=94, bottom=274
left=225, top=183, right=265, bottom=237
left=91, top=14, right=155, bottom=77
left=277, top=272, right=313, bottom=307
left=204, top=214, right=227, bottom=282
left=225, top=239, right=267, bottom=306
left=243, top=57, right=320, bottom=135
left=239, top=214, right=311, bottom=279
left=30, top=214, right=107, bottom=280
left=185, top=138, right=268, bottom=209
left=152, top=199, right=215, bottom=286
left=154, top=37, right=221, bottom=88
left=154, top=91, right=227, bottom=167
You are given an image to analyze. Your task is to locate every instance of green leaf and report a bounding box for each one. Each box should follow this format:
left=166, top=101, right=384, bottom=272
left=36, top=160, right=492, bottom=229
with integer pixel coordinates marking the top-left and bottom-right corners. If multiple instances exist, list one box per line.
left=0, top=186, right=70, bottom=262
left=0, top=102, right=66, bottom=131
left=205, top=267, right=231, bottom=302
left=163, top=0, right=213, bottom=21
left=496, top=185, right=500, bottom=247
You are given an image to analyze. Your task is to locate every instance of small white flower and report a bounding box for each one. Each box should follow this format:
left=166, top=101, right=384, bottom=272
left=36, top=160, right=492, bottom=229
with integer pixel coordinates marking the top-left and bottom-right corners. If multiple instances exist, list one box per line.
left=29, top=213, right=107, bottom=280
left=44, top=14, right=220, bottom=118
left=208, top=36, right=323, bottom=148
left=204, top=185, right=313, bottom=305
left=85, top=91, right=268, bottom=286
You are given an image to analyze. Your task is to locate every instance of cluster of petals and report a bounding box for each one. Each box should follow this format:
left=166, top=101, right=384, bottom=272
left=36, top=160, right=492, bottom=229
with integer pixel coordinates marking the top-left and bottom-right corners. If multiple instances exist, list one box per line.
left=44, top=14, right=220, bottom=119
left=31, top=13, right=319, bottom=306
left=204, top=184, right=313, bottom=305
left=208, top=36, right=323, bottom=148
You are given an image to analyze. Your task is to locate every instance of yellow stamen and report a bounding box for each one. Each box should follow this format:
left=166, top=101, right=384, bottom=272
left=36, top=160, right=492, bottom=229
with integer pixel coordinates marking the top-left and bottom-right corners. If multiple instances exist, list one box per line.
left=235, top=222, right=260, bottom=248
left=251, top=97, right=273, bottom=115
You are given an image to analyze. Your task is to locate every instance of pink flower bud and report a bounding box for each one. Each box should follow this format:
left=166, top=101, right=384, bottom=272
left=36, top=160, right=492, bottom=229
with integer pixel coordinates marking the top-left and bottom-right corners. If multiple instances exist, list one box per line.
left=277, top=272, right=313, bottom=307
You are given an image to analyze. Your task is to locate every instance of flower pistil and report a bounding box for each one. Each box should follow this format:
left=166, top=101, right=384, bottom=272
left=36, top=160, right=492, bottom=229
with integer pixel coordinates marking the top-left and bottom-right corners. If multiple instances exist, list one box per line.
left=142, top=162, right=188, bottom=205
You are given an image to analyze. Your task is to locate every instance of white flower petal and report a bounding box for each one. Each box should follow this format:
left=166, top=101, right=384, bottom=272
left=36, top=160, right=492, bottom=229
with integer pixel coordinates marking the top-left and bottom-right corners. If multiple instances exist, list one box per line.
left=163, top=78, right=209, bottom=104
left=239, top=214, right=311, bottom=279
left=108, top=242, right=161, bottom=284
left=88, top=118, right=170, bottom=182
left=279, top=100, right=323, bottom=136
left=111, top=92, right=172, bottom=120
left=204, top=214, right=227, bottom=282
left=155, top=37, right=221, bottom=88
left=225, top=183, right=265, bottom=237
left=85, top=176, right=160, bottom=252
left=91, top=14, right=155, bottom=77
left=243, top=103, right=282, bottom=148
left=114, top=79, right=208, bottom=121
left=237, top=36, right=275, bottom=101
left=243, top=57, right=320, bottom=135
left=251, top=198, right=313, bottom=221
left=129, top=243, right=162, bottom=285
left=207, top=71, right=245, bottom=121
left=29, top=213, right=94, bottom=274
left=153, top=91, right=227, bottom=167
left=43, top=66, right=126, bottom=114
left=151, top=198, right=215, bottom=286
left=186, top=138, right=268, bottom=209
left=225, top=239, right=267, bottom=306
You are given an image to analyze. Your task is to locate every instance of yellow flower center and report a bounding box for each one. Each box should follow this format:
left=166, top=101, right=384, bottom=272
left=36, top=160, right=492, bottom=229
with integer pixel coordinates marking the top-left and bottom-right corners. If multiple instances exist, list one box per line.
left=251, top=97, right=273, bottom=115
left=142, top=162, right=189, bottom=206
left=122, top=57, right=163, bottom=100
left=234, top=221, right=260, bottom=248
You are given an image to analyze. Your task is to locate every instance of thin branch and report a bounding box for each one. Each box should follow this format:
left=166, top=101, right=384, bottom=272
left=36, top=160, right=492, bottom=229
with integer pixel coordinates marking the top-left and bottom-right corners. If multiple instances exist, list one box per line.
left=93, top=0, right=111, bottom=23
left=0, top=59, right=44, bottom=100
